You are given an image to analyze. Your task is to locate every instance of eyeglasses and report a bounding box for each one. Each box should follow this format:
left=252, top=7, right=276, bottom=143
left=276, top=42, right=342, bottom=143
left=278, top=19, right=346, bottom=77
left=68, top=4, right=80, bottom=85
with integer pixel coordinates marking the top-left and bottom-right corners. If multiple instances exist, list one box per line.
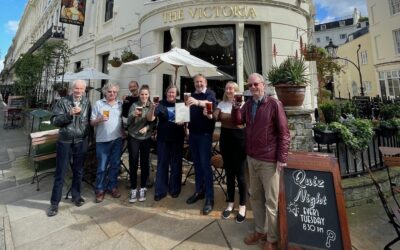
left=247, top=82, right=262, bottom=88
left=107, top=91, right=117, bottom=94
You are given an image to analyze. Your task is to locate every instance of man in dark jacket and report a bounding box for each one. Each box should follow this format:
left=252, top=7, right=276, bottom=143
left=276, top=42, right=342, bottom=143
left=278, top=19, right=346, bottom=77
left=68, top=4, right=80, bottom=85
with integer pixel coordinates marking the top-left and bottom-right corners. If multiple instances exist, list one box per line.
left=185, top=74, right=217, bottom=215
left=232, top=73, right=290, bottom=250
left=47, top=79, right=92, bottom=217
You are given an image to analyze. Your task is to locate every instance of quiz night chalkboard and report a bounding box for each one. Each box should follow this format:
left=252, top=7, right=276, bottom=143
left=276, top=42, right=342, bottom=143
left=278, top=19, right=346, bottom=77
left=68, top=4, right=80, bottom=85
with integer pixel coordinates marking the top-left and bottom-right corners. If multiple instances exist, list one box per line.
left=279, top=152, right=351, bottom=250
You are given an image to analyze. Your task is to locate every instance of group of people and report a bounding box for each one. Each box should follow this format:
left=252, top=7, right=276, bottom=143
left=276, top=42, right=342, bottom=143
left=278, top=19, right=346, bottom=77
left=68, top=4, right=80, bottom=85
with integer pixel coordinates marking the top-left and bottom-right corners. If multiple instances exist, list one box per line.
left=46, top=73, right=290, bottom=250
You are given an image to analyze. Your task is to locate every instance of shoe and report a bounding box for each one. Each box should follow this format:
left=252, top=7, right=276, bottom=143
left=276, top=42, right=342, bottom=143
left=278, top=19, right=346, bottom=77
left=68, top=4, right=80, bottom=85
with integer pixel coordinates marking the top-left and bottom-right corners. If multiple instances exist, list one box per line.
left=244, top=231, right=267, bottom=245
left=72, top=197, right=85, bottom=207
left=170, top=193, right=179, bottom=198
left=47, top=204, right=58, bottom=217
left=129, top=189, right=137, bottom=203
left=139, top=188, right=146, bottom=202
left=186, top=192, right=205, bottom=204
left=110, top=188, right=121, bottom=198
left=202, top=199, right=214, bottom=215
left=221, top=209, right=232, bottom=219
left=95, top=191, right=105, bottom=203
left=235, top=212, right=246, bottom=223
left=263, top=241, right=278, bottom=250
left=154, top=194, right=166, bottom=201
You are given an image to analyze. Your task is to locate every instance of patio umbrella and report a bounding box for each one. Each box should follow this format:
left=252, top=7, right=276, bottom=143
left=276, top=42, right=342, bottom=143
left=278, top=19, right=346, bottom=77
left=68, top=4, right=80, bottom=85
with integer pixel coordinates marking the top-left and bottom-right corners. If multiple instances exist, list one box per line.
left=55, top=72, right=78, bottom=82
left=123, top=47, right=222, bottom=85
left=70, top=68, right=111, bottom=80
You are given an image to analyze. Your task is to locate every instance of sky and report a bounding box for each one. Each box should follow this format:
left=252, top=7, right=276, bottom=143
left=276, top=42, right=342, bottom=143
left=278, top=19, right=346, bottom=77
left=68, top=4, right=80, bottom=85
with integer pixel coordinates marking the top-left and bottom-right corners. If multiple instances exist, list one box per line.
left=0, top=0, right=368, bottom=72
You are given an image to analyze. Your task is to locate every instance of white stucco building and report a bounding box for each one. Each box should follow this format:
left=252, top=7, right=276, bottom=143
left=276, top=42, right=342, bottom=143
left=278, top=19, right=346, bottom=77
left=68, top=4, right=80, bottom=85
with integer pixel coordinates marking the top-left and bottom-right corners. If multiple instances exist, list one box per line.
left=2, top=0, right=317, bottom=109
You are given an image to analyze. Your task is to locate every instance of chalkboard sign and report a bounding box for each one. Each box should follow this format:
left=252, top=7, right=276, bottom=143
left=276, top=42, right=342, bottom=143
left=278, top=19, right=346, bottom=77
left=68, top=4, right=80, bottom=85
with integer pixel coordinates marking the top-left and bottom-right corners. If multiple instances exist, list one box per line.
left=7, top=96, right=25, bottom=108
left=279, top=152, right=351, bottom=250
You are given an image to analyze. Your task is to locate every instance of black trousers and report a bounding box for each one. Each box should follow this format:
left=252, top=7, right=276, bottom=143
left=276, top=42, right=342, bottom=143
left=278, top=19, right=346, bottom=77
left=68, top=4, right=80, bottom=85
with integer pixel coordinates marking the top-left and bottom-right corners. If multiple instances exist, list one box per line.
left=219, top=127, right=246, bottom=205
left=128, top=136, right=151, bottom=189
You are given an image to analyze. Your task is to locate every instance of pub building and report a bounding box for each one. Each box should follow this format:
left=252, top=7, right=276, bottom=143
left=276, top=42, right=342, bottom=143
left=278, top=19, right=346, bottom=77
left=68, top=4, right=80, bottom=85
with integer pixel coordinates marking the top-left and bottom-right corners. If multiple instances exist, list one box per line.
left=4, top=0, right=317, bottom=151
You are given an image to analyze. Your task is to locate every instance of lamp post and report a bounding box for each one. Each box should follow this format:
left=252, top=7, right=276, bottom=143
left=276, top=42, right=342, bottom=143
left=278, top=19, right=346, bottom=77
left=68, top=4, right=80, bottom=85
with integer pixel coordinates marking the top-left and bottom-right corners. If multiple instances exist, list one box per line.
left=325, top=39, right=364, bottom=96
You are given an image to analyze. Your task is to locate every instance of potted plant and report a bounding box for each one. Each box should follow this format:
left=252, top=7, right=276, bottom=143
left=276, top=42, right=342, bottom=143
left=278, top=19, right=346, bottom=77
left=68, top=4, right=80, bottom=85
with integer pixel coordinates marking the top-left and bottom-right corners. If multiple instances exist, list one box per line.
left=330, top=116, right=374, bottom=154
left=267, top=57, right=309, bottom=107
left=313, top=123, right=339, bottom=145
left=302, top=44, right=323, bottom=61
left=108, top=57, right=122, bottom=67
left=120, top=50, right=138, bottom=63
left=319, top=100, right=338, bottom=124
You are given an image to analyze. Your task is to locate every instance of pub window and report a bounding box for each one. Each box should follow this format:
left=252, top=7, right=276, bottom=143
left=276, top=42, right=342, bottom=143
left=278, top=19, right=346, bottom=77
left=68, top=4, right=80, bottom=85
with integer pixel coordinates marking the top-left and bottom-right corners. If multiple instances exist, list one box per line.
left=105, top=0, right=114, bottom=22
left=182, top=25, right=236, bottom=99
left=243, top=25, right=262, bottom=80
left=75, top=61, right=82, bottom=72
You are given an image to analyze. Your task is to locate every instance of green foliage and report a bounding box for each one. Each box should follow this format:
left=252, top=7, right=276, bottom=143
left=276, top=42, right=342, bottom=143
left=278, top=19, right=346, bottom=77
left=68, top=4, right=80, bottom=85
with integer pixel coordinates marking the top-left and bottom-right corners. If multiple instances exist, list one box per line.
left=338, top=101, right=357, bottom=117
left=330, top=117, right=374, bottom=154
left=108, top=57, right=122, bottom=67
left=267, top=57, right=309, bottom=86
left=120, top=50, right=138, bottom=63
left=379, top=103, right=400, bottom=120
left=319, top=100, right=338, bottom=123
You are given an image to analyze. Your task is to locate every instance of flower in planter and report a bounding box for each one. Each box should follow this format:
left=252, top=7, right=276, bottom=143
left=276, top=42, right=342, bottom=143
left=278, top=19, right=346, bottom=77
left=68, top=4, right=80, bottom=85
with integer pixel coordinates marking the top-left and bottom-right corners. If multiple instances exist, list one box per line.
left=108, top=57, right=122, bottom=67
left=267, top=57, right=309, bottom=86
left=121, top=50, right=138, bottom=63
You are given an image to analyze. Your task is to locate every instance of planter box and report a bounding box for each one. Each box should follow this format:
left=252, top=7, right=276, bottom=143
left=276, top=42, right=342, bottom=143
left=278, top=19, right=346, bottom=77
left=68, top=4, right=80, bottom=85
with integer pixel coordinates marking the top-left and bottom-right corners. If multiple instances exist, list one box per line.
left=313, top=129, right=338, bottom=144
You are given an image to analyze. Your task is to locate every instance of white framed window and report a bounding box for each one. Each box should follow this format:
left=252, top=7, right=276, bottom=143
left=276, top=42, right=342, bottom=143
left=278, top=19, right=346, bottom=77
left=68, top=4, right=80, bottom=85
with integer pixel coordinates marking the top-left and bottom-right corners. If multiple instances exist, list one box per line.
left=394, top=29, right=400, bottom=55
left=325, top=36, right=330, bottom=42
left=339, top=21, right=346, bottom=27
left=340, top=34, right=347, bottom=40
left=360, top=51, right=368, bottom=65
left=389, top=0, right=400, bottom=15
left=380, top=70, right=400, bottom=97
left=321, top=24, right=326, bottom=30
left=363, top=81, right=372, bottom=94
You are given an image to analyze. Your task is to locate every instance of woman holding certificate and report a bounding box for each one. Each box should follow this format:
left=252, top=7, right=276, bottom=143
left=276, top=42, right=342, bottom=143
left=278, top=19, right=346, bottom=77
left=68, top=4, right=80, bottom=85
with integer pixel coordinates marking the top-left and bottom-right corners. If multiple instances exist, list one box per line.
left=147, top=85, right=185, bottom=201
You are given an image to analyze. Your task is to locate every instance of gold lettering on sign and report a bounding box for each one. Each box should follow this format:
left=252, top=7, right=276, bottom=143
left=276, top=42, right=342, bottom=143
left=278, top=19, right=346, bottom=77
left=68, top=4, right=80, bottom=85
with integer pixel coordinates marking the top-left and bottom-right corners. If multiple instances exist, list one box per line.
left=163, top=9, right=184, bottom=23
left=164, top=5, right=256, bottom=23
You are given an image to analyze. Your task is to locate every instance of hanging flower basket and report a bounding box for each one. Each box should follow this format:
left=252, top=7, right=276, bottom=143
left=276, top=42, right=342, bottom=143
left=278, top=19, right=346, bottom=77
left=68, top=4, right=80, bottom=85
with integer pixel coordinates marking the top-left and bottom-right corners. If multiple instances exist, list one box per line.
left=121, top=50, right=138, bottom=63
left=108, top=57, right=122, bottom=67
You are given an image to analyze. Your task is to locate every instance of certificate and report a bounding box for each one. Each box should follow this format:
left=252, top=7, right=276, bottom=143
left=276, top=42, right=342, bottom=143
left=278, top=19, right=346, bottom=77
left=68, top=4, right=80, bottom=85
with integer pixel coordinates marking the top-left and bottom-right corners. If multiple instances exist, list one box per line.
left=175, top=103, right=190, bottom=123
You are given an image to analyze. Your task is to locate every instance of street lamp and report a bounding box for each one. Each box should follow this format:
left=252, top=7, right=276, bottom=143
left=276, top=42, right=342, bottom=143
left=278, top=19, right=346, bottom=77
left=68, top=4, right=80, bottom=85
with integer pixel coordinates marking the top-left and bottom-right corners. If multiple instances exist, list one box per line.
left=325, top=39, right=364, bottom=96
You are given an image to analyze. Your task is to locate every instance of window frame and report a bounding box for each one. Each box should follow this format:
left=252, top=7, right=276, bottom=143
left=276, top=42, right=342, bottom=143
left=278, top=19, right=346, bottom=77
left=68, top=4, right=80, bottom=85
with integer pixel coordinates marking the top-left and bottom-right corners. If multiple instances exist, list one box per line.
left=105, top=0, right=114, bottom=22
left=389, top=0, right=400, bottom=15
left=393, top=28, right=400, bottom=55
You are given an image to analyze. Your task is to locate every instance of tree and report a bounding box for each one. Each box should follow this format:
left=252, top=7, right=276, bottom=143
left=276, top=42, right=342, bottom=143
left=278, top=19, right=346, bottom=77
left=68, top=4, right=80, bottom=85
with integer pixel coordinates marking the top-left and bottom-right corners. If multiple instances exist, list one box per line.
left=14, top=53, right=44, bottom=107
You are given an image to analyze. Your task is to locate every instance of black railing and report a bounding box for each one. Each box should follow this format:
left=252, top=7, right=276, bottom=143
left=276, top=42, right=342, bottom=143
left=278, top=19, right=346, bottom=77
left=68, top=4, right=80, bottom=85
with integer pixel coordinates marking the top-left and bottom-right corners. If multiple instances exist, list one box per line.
left=315, top=133, right=399, bottom=178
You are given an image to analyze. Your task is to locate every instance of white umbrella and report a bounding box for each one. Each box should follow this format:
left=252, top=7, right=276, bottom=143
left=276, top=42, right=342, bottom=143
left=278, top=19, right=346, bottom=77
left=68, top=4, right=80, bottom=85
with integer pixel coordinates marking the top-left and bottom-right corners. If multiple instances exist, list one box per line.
left=123, top=47, right=222, bottom=85
left=70, top=67, right=111, bottom=80
left=55, top=72, right=78, bottom=82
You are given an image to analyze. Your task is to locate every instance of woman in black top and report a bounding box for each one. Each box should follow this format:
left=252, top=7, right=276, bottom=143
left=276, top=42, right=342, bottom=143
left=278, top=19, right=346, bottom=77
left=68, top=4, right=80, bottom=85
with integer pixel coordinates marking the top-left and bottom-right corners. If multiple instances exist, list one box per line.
left=147, top=85, right=185, bottom=201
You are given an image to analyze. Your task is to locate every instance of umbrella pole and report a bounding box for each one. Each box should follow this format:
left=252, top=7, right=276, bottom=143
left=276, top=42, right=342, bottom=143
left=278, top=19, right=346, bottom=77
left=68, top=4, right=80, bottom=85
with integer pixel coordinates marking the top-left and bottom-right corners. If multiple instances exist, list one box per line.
left=173, top=65, right=179, bottom=86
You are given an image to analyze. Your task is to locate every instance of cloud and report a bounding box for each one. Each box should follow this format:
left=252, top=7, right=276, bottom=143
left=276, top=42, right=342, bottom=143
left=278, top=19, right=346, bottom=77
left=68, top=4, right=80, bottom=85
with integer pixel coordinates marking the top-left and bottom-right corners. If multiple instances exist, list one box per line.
left=315, top=0, right=367, bottom=22
left=5, top=20, right=19, bottom=34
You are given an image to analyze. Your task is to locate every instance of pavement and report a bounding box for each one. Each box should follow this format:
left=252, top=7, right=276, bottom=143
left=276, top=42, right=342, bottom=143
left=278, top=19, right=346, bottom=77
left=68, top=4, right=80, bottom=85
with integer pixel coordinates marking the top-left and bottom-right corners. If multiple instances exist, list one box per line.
left=0, top=98, right=400, bottom=250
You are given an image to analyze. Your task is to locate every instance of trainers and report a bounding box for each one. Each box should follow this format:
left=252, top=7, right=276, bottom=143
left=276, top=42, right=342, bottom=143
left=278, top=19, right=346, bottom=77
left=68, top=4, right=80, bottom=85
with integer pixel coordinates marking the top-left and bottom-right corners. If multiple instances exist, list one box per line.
left=222, top=209, right=232, bottom=219
left=236, top=212, right=246, bottom=223
left=129, top=189, right=137, bottom=203
left=139, top=188, right=146, bottom=202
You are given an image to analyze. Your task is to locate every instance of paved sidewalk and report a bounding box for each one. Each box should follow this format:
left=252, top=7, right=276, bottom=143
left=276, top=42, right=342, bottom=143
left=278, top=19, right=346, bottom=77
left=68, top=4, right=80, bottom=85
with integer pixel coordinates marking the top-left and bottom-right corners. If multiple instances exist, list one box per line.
left=0, top=100, right=399, bottom=249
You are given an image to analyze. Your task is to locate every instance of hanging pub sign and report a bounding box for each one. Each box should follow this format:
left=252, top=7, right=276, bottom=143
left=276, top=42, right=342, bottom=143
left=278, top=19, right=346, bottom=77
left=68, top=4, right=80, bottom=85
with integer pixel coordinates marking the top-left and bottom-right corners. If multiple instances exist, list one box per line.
left=59, top=0, right=86, bottom=26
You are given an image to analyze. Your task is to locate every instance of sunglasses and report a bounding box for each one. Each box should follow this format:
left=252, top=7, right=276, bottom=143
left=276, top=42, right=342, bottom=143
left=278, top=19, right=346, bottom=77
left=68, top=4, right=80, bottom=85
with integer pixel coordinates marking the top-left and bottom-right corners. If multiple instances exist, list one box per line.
left=247, top=82, right=262, bottom=88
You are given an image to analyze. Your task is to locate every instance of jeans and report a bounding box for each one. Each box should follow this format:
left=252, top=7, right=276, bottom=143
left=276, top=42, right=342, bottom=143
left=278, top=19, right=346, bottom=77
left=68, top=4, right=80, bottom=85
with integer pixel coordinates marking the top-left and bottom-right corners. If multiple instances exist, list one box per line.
left=128, top=136, right=151, bottom=189
left=189, top=133, right=213, bottom=200
left=50, top=138, right=88, bottom=205
left=154, top=140, right=183, bottom=197
left=95, top=137, right=122, bottom=193
left=219, top=127, right=246, bottom=205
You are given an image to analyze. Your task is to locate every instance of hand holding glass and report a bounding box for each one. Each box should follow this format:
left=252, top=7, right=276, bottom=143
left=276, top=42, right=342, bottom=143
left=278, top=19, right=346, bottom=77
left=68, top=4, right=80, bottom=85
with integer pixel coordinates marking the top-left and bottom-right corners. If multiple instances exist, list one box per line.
left=135, top=107, right=143, bottom=117
left=205, top=102, right=213, bottom=114
left=184, top=93, right=191, bottom=105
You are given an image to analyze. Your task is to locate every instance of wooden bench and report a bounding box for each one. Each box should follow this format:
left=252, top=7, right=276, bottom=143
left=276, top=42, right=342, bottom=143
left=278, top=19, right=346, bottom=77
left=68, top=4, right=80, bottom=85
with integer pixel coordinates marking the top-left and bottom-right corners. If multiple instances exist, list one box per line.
left=30, top=129, right=59, bottom=191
